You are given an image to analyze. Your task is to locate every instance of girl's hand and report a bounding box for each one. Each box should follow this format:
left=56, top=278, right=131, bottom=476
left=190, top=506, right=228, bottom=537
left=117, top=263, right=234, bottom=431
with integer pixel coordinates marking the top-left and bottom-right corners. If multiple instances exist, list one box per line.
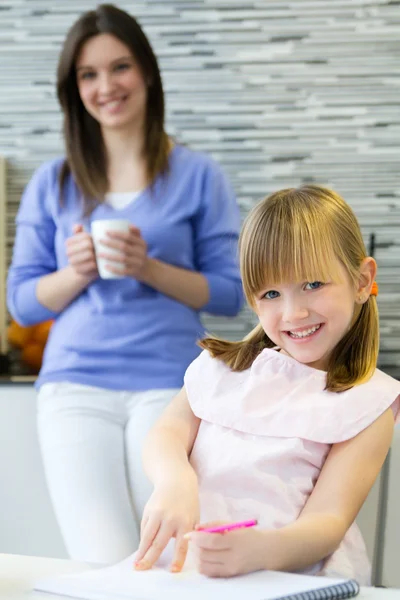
left=65, top=224, right=99, bottom=280
left=97, top=225, right=148, bottom=279
left=134, top=477, right=200, bottom=574
left=187, top=522, right=268, bottom=578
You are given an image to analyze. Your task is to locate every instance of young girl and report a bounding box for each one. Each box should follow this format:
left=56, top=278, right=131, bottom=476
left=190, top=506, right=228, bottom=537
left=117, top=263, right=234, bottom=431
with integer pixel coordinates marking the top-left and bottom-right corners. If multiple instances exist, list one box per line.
left=134, top=185, right=400, bottom=584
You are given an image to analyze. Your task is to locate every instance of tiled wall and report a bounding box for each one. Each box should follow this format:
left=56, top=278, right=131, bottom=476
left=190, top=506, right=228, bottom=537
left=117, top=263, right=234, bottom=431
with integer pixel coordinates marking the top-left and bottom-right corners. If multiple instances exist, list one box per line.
left=0, top=1, right=399, bottom=371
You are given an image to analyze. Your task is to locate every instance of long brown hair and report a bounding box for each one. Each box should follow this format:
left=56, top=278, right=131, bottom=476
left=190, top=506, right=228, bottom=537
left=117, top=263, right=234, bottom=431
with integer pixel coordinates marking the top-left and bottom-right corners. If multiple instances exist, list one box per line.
left=200, top=186, right=379, bottom=393
left=57, top=3, right=169, bottom=209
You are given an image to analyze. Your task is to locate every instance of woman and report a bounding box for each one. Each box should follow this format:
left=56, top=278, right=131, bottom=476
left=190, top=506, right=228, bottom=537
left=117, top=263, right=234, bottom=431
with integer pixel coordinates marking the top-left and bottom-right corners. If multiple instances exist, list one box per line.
left=7, top=4, right=243, bottom=564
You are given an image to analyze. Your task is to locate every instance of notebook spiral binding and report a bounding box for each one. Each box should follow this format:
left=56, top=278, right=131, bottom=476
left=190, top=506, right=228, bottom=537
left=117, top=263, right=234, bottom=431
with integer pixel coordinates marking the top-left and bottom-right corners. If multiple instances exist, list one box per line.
left=274, top=579, right=360, bottom=600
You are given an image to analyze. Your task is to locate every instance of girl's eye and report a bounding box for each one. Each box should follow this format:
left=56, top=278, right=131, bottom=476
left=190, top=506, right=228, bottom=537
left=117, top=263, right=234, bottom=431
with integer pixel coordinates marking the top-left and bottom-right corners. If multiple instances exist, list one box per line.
left=305, top=281, right=324, bottom=290
left=263, top=290, right=280, bottom=300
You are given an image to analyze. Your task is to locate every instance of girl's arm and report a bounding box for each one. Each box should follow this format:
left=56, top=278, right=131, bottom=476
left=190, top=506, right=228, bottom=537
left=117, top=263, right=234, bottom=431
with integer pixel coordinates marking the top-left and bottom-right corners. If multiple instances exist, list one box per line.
left=264, top=407, right=394, bottom=572
left=143, top=386, right=200, bottom=487
left=136, top=387, right=201, bottom=571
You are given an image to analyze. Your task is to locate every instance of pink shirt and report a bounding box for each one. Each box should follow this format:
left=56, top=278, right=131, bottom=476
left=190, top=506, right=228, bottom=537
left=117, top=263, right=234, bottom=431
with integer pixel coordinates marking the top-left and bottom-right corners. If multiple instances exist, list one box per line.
left=184, top=348, right=400, bottom=585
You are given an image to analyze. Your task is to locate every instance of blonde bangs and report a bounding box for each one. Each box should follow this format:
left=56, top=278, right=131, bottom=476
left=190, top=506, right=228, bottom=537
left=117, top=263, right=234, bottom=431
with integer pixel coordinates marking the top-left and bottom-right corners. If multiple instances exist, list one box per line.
left=240, top=188, right=348, bottom=303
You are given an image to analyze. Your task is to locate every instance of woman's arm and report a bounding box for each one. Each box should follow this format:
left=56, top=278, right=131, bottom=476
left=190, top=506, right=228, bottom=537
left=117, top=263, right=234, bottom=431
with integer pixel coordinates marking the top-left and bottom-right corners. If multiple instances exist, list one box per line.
left=262, top=407, right=394, bottom=572
left=35, top=266, right=95, bottom=313
left=185, top=161, right=243, bottom=316
left=138, top=160, right=244, bottom=314
left=36, top=224, right=99, bottom=313
left=138, top=258, right=210, bottom=311
left=140, top=159, right=244, bottom=315
left=7, top=163, right=98, bottom=324
left=7, top=162, right=62, bottom=325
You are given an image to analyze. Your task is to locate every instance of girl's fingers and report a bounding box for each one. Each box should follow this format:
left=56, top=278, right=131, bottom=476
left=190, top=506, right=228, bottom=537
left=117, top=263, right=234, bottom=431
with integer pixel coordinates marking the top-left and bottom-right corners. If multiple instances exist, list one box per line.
left=170, top=535, right=189, bottom=573
left=195, top=521, right=224, bottom=531
left=197, top=559, right=228, bottom=578
left=135, top=519, right=161, bottom=564
left=194, top=547, right=231, bottom=565
left=72, top=223, right=84, bottom=235
left=140, top=514, right=149, bottom=537
left=189, top=531, right=232, bottom=551
left=135, top=523, right=175, bottom=570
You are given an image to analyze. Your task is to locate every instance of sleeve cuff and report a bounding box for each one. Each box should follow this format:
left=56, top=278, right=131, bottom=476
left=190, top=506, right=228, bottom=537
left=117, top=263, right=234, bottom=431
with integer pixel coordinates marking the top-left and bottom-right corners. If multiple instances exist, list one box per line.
left=10, top=277, right=58, bottom=325
left=201, top=273, right=244, bottom=317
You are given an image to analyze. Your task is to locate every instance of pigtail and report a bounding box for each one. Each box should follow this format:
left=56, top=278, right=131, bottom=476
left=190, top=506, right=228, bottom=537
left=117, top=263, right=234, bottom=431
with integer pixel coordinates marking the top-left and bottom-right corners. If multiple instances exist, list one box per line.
left=326, top=296, right=379, bottom=392
left=199, top=323, right=275, bottom=372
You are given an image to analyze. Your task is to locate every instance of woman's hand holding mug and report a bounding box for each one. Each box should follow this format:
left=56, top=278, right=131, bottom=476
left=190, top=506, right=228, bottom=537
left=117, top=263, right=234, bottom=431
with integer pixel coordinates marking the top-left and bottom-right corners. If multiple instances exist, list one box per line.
left=91, top=219, right=148, bottom=280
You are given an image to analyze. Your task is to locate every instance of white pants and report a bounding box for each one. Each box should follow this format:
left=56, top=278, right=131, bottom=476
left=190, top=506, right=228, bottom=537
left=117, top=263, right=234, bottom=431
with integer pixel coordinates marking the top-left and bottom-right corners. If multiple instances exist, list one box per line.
left=37, top=382, right=179, bottom=565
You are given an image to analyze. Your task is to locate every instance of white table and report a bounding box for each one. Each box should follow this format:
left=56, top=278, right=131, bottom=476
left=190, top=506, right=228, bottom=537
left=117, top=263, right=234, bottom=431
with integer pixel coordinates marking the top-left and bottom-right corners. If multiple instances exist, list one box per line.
left=0, top=554, right=399, bottom=600
left=0, top=554, right=87, bottom=599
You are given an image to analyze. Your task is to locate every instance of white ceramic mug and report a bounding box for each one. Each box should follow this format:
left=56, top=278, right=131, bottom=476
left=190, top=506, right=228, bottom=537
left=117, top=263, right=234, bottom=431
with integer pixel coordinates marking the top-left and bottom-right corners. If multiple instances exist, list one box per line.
left=91, top=219, right=130, bottom=279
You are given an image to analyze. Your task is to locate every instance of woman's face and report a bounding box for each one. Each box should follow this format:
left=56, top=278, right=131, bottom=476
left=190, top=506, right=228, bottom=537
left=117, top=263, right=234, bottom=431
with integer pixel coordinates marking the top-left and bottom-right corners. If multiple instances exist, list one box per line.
left=76, top=33, right=148, bottom=132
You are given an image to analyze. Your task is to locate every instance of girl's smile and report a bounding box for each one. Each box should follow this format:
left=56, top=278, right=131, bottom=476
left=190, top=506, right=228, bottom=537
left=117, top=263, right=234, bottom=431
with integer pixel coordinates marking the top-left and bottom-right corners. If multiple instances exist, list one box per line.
left=284, top=322, right=323, bottom=342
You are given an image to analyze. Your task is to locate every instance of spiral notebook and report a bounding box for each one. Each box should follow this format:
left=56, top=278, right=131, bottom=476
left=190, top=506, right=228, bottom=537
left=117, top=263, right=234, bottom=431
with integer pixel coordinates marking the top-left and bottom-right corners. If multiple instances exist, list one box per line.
left=34, top=552, right=360, bottom=600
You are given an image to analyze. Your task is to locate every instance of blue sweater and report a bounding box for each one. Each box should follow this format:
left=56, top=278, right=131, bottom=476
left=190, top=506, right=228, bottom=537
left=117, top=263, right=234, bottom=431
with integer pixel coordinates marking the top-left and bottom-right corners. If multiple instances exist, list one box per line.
left=7, top=145, right=244, bottom=390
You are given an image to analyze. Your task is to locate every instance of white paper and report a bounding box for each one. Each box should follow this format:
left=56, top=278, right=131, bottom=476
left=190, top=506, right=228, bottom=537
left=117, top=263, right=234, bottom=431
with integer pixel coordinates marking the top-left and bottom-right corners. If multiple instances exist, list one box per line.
left=34, top=550, right=352, bottom=600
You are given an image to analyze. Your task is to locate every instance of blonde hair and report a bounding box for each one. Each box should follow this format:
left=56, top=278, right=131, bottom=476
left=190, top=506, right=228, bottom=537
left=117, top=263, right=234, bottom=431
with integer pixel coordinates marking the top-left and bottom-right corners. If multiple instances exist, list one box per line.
left=200, top=185, right=379, bottom=393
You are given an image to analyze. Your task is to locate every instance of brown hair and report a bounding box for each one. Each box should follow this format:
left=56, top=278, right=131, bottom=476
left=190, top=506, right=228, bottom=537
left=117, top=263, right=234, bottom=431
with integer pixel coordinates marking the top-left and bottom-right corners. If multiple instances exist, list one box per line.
left=57, top=3, right=169, bottom=209
left=200, top=185, right=379, bottom=392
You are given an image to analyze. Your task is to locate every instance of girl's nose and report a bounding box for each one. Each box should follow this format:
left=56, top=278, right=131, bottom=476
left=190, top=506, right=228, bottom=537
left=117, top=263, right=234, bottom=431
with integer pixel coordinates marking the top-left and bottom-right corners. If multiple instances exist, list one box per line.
left=282, top=299, right=310, bottom=323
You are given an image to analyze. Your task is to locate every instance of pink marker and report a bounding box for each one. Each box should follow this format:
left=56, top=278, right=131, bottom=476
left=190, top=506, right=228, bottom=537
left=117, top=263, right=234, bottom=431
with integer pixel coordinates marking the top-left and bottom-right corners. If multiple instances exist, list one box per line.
left=197, top=519, right=258, bottom=534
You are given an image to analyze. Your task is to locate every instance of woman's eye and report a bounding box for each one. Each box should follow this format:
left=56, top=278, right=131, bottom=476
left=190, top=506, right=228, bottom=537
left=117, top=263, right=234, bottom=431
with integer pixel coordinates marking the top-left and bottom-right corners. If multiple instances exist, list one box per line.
left=263, top=290, right=280, bottom=300
left=305, top=281, right=324, bottom=290
left=80, top=71, right=96, bottom=81
left=114, top=63, right=130, bottom=72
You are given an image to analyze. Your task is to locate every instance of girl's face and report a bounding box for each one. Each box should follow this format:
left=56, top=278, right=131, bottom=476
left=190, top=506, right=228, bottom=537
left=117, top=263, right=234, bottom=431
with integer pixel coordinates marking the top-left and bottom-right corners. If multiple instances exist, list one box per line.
left=253, top=261, right=363, bottom=371
left=76, top=33, right=147, bottom=132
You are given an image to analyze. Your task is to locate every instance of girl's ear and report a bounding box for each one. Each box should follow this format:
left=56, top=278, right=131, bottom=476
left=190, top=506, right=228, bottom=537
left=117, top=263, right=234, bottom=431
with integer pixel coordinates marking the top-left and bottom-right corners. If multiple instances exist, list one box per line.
left=356, top=257, right=377, bottom=304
